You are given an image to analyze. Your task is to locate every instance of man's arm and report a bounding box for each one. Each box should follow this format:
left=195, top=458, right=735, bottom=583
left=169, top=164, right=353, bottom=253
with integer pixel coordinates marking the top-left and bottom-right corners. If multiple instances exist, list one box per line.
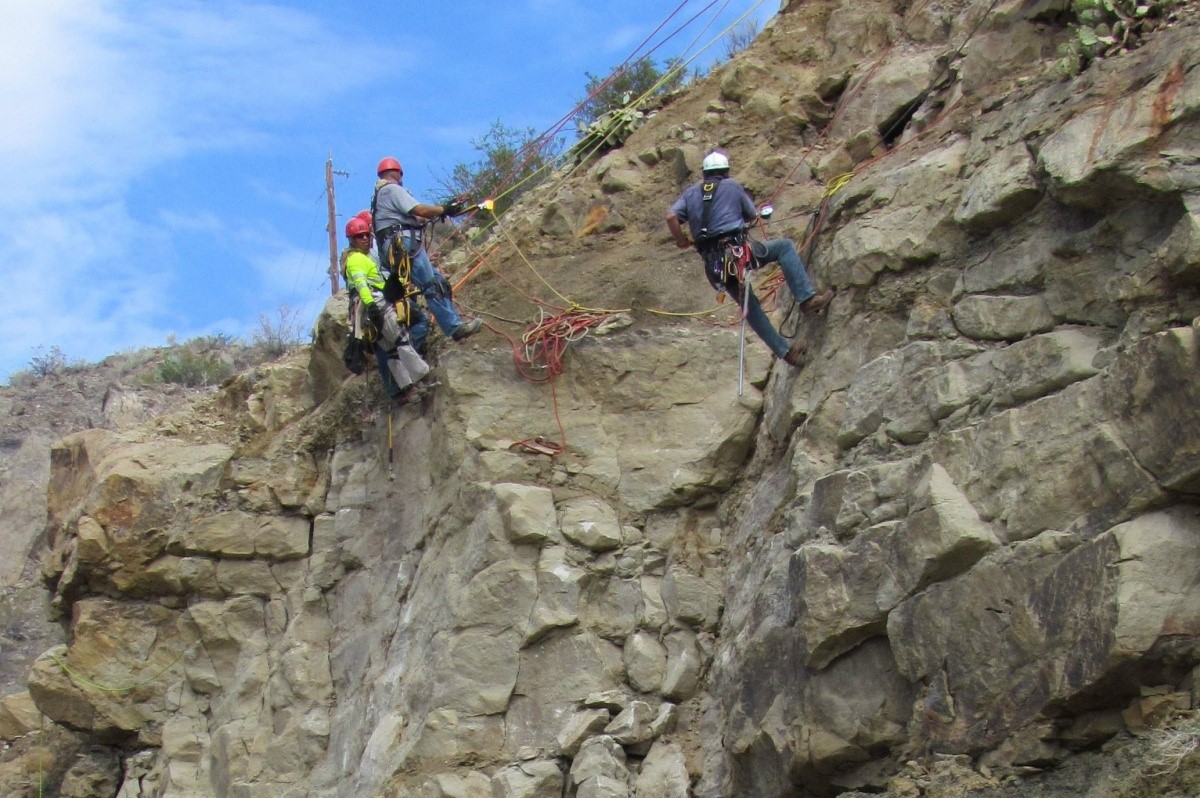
left=666, top=212, right=691, bottom=250
left=409, top=203, right=447, bottom=220
left=736, top=182, right=759, bottom=224
left=381, top=183, right=446, bottom=222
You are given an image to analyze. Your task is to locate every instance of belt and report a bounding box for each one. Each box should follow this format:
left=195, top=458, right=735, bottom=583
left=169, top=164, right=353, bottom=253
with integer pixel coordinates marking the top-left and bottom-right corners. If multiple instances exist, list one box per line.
left=378, top=224, right=425, bottom=239
left=695, top=229, right=744, bottom=254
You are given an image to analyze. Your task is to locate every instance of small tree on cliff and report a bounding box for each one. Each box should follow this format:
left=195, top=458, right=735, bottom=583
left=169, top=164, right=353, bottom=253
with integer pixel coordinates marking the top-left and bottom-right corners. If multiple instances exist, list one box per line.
left=577, top=56, right=685, bottom=127
left=439, top=120, right=562, bottom=218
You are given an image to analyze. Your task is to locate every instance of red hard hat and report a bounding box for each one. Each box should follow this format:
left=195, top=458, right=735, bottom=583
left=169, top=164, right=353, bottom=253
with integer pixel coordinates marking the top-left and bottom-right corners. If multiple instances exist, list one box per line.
left=355, top=209, right=372, bottom=227
left=345, top=217, right=371, bottom=238
left=376, top=156, right=402, bottom=176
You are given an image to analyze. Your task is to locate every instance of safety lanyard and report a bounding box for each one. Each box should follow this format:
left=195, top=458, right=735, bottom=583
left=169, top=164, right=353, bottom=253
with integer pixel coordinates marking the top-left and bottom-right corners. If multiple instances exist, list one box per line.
left=698, top=175, right=727, bottom=242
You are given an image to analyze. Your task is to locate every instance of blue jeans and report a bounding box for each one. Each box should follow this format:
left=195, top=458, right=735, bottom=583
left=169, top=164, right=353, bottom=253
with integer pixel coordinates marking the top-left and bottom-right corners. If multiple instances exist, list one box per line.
left=374, top=344, right=399, bottom=397
left=761, top=238, right=816, bottom=307
left=756, top=238, right=816, bottom=356
left=713, top=238, right=817, bottom=358
left=404, top=240, right=463, bottom=336
left=408, top=308, right=430, bottom=356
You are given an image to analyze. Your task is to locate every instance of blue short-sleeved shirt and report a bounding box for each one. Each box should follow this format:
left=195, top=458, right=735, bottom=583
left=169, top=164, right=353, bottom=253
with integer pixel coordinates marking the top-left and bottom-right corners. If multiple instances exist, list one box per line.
left=669, top=175, right=757, bottom=241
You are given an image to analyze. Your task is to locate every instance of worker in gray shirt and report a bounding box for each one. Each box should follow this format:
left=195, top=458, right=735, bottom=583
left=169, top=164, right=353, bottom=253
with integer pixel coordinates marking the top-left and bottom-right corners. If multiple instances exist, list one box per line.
left=667, top=151, right=834, bottom=367
left=372, top=156, right=483, bottom=343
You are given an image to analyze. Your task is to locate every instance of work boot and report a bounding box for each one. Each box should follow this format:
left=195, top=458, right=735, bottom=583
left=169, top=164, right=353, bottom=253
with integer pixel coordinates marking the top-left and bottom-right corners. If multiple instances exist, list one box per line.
left=783, top=339, right=808, bottom=367
left=800, top=288, right=835, bottom=314
left=396, top=378, right=440, bottom=405
left=451, top=318, right=483, bottom=341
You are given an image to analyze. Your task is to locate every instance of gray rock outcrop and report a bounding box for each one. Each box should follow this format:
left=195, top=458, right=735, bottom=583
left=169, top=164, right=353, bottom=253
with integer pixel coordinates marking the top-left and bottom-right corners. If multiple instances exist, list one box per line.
left=3, top=2, right=1200, bottom=798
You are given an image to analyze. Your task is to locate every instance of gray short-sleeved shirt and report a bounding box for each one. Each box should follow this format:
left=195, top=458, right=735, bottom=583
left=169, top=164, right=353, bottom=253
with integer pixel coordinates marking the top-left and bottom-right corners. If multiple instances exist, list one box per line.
left=373, top=182, right=422, bottom=232
left=669, top=176, right=757, bottom=241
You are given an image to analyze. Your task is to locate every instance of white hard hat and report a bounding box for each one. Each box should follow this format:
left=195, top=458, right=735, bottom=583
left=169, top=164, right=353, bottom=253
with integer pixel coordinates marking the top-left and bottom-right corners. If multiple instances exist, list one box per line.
left=702, top=151, right=730, bottom=172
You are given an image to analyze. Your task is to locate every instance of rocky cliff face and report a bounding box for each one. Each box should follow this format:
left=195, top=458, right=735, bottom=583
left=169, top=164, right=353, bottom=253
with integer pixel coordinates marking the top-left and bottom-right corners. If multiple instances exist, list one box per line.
left=3, top=0, right=1200, bottom=796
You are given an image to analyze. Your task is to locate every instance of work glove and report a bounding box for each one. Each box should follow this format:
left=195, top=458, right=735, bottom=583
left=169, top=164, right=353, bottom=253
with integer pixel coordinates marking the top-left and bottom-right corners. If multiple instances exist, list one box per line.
left=365, top=302, right=385, bottom=332
left=440, top=197, right=468, bottom=218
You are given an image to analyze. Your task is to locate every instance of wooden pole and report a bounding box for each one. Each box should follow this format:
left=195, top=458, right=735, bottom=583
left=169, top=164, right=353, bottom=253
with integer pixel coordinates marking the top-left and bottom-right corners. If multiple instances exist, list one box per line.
left=325, top=157, right=339, bottom=296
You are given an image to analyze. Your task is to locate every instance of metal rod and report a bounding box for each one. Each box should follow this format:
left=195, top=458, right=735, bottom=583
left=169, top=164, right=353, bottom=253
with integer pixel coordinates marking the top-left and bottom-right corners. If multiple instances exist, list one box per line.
left=738, top=277, right=750, bottom=396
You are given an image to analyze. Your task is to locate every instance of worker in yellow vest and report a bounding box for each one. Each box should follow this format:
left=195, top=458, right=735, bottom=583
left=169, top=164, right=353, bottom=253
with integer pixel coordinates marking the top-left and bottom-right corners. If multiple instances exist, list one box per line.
left=343, top=216, right=434, bottom=403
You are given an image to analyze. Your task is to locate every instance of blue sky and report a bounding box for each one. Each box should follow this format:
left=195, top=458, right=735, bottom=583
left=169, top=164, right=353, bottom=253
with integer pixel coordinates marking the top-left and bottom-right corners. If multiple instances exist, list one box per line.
left=0, top=0, right=777, bottom=382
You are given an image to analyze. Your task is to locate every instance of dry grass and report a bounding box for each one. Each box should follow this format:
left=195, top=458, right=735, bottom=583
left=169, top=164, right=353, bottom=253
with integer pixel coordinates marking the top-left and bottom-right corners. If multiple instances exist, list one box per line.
left=1111, top=711, right=1200, bottom=798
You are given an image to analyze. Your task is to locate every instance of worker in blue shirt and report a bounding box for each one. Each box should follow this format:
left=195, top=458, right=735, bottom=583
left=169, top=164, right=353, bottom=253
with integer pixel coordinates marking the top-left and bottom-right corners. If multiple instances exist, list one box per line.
left=667, top=151, right=834, bottom=367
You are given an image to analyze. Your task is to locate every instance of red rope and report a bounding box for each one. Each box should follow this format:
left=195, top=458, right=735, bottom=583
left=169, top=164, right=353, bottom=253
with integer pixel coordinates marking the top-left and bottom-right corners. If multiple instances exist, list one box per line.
left=502, top=307, right=618, bottom=456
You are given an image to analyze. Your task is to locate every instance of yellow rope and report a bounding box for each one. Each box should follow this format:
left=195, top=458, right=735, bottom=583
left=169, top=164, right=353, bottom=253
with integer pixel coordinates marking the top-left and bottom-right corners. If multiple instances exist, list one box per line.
left=644, top=305, right=730, bottom=318
left=488, top=0, right=770, bottom=210
left=486, top=207, right=629, bottom=315
left=825, top=172, right=856, bottom=196
left=537, top=5, right=769, bottom=206
left=450, top=2, right=776, bottom=326
left=49, top=641, right=197, bottom=695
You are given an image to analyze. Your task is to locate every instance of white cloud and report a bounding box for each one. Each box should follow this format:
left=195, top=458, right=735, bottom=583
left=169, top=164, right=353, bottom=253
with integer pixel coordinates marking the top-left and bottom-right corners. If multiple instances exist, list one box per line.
left=0, top=200, right=171, bottom=371
left=0, top=1, right=388, bottom=381
left=247, top=244, right=339, bottom=348
left=602, top=24, right=646, bottom=54
left=157, top=210, right=226, bottom=236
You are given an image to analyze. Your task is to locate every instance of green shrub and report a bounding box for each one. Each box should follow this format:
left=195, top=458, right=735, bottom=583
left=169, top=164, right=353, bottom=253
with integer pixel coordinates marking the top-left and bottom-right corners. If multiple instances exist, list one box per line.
left=155, top=336, right=234, bottom=387
left=439, top=120, right=563, bottom=218
left=577, top=56, right=685, bottom=128
left=1057, top=0, right=1180, bottom=75
left=157, top=350, right=231, bottom=387
left=568, top=56, right=688, bottom=163
left=11, top=345, right=87, bottom=384
left=6, top=369, right=35, bottom=388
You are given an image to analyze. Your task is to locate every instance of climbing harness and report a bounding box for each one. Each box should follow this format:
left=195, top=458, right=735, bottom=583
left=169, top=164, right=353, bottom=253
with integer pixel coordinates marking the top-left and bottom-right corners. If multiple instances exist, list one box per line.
left=372, top=181, right=431, bottom=328
left=697, top=216, right=772, bottom=395
left=372, top=233, right=427, bottom=330
left=697, top=177, right=721, bottom=240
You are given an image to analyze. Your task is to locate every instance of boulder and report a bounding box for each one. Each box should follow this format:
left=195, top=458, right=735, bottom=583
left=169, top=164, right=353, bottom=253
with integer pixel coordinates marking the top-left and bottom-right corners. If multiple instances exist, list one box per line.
left=528, top=546, right=584, bottom=642
left=954, top=142, right=1043, bottom=233
left=0, top=691, right=44, bottom=741
left=633, top=741, right=690, bottom=797
left=889, top=507, right=1200, bottom=751
left=168, top=510, right=310, bottom=561
left=570, top=735, right=629, bottom=796
left=662, top=568, right=722, bottom=630
left=823, top=138, right=968, bottom=287
left=493, top=760, right=565, bottom=798
left=494, top=483, right=560, bottom=544
left=624, top=632, right=667, bottom=694
left=557, top=709, right=612, bottom=757
left=560, top=496, right=623, bottom=551
left=951, top=294, right=1056, bottom=341
left=1039, top=53, right=1200, bottom=208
